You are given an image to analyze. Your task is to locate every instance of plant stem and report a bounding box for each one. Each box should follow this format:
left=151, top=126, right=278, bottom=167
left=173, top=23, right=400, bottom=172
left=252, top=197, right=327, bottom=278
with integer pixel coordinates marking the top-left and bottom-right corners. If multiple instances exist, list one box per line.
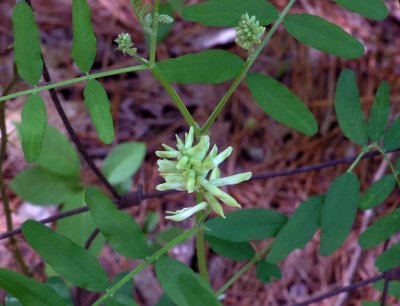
left=195, top=192, right=210, bottom=282
left=92, top=226, right=197, bottom=306
left=371, top=144, right=400, bottom=187
left=149, top=0, right=160, bottom=64
left=346, top=146, right=371, bottom=173
left=216, top=243, right=273, bottom=296
left=0, top=64, right=148, bottom=103
left=151, top=64, right=200, bottom=133
left=201, top=0, right=297, bottom=134
left=0, top=70, right=30, bottom=275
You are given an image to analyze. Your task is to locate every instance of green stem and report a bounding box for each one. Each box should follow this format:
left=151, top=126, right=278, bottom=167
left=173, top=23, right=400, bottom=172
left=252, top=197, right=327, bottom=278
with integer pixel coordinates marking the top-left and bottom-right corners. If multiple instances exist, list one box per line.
left=0, top=64, right=148, bottom=103
left=195, top=192, right=209, bottom=282
left=201, top=0, right=297, bottom=134
left=216, top=243, right=273, bottom=296
left=149, top=0, right=160, bottom=64
left=371, top=144, right=400, bottom=187
left=92, top=226, right=197, bottom=306
left=346, top=146, right=371, bottom=173
left=151, top=64, right=200, bottom=133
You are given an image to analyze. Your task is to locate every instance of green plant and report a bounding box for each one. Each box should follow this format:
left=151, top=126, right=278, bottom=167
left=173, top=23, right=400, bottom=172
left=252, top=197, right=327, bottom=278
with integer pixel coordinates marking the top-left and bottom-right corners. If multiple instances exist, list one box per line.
left=0, top=0, right=398, bottom=305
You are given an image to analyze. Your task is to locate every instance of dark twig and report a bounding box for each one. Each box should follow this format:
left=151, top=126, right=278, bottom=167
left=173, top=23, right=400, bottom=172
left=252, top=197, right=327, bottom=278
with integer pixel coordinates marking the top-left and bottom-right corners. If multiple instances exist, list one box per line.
left=380, top=240, right=391, bottom=306
left=289, top=274, right=386, bottom=306
left=23, top=0, right=119, bottom=200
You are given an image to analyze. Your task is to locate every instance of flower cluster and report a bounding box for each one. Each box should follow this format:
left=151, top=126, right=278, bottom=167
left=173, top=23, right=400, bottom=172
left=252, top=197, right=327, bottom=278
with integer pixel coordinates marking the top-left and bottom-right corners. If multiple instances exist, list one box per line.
left=235, top=13, right=265, bottom=51
left=143, top=14, right=174, bottom=34
left=114, top=33, right=137, bottom=56
left=156, top=127, right=252, bottom=221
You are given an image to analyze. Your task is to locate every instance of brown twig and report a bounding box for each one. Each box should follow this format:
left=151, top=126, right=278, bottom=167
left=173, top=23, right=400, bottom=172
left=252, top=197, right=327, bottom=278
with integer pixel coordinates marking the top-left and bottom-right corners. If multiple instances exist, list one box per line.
left=0, top=67, right=30, bottom=275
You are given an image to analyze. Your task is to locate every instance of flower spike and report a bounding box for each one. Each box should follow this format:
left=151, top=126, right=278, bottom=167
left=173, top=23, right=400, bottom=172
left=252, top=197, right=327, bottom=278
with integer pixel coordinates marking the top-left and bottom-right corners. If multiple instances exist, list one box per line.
left=235, top=13, right=265, bottom=51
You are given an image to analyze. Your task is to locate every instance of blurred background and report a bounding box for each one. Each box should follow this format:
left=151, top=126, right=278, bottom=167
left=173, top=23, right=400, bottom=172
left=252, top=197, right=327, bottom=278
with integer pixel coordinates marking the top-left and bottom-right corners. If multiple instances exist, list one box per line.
left=1, top=0, right=400, bottom=305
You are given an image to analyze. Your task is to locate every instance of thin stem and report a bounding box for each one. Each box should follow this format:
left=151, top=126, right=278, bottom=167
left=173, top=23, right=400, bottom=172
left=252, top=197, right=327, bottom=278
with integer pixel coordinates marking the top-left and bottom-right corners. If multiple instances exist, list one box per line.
left=149, top=0, right=160, bottom=64
left=151, top=65, right=200, bottom=133
left=216, top=243, right=272, bottom=296
left=201, top=0, right=297, bottom=133
left=0, top=65, right=148, bottom=103
left=0, top=70, right=30, bottom=275
left=92, top=225, right=199, bottom=306
left=346, top=146, right=371, bottom=173
left=195, top=192, right=209, bottom=282
left=371, top=144, right=400, bottom=187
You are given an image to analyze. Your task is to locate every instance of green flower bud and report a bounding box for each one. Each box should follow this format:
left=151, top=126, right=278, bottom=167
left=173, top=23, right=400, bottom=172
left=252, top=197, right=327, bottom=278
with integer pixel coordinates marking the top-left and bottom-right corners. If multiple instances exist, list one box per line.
left=159, top=14, right=174, bottom=24
left=114, top=33, right=137, bottom=55
left=235, top=13, right=265, bottom=51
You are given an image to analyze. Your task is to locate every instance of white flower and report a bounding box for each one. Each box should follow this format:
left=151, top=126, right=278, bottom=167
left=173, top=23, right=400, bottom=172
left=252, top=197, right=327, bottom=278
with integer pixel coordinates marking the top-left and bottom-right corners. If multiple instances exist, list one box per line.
left=156, top=127, right=252, bottom=221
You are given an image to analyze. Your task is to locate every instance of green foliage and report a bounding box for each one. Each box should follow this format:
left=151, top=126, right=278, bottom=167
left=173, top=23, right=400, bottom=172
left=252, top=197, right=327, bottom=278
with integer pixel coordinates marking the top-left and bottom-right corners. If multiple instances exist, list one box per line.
left=36, top=125, right=81, bottom=178
left=335, top=69, right=368, bottom=146
left=22, top=220, right=109, bottom=291
left=83, top=79, right=115, bottom=144
left=0, top=269, right=68, bottom=306
left=205, top=208, right=287, bottom=242
left=156, top=227, right=185, bottom=244
left=359, top=210, right=400, bottom=249
left=12, top=1, right=43, bottom=85
left=10, top=167, right=76, bottom=205
left=320, top=173, right=360, bottom=256
left=72, top=0, right=97, bottom=73
left=383, top=116, right=400, bottom=151
left=46, top=277, right=74, bottom=306
left=182, top=0, right=278, bottom=27
left=105, top=272, right=138, bottom=306
left=268, top=196, right=323, bottom=263
left=376, top=243, right=400, bottom=272
left=155, top=257, right=221, bottom=306
left=20, top=94, right=47, bottom=163
left=130, top=0, right=151, bottom=25
left=368, top=82, right=390, bottom=142
left=284, top=14, right=364, bottom=59
left=85, top=187, right=148, bottom=259
left=56, top=191, right=105, bottom=255
left=157, top=50, right=244, bottom=84
left=246, top=73, right=318, bottom=136
left=255, top=261, right=281, bottom=284
left=205, top=235, right=255, bottom=260
left=374, top=280, right=400, bottom=298
left=359, top=175, right=396, bottom=210
left=102, top=142, right=146, bottom=185
left=333, top=0, right=389, bottom=21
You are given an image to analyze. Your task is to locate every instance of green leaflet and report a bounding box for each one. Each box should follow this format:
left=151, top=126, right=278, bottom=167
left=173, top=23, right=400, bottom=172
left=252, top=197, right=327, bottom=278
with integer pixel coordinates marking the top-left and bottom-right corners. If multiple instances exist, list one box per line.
left=335, top=69, right=368, bottom=146
left=375, top=242, right=400, bottom=272
left=155, top=257, right=221, bottom=306
left=157, top=50, right=244, bottom=84
left=374, top=280, right=400, bottom=299
left=46, top=277, right=73, bottom=306
left=12, top=1, right=43, bottom=85
left=83, top=79, right=115, bottom=144
left=268, top=196, right=323, bottom=263
left=182, top=0, right=278, bottom=27
left=36, top=125, right=81, bottom=178
left=246, top=73, right=318, bottom=136
left=102, top=142, right=146, bottom=185
left=72, top=0, right=97, bottom=73
left=205, top=235, right=255, bottom=261
left=359, top=210, right=400, bottom=249
left=255, top=261, right=281, bottom=284
left=205, top=208, right=287, bottom=242
left=85, top=187, right=148, bottom=259
left=284, top=14, right=364, bottom=59
left=383, top=116, right=400, bottom=151
left=20, top=94, right=47, bottom=163
left=22, top=220, right=109, bottom=291
left=56, top=191, right=105, bottom=256
left=333, top=0, right=389, bottom=21
left=10, top=167, right=76, bottom=205
left=0, top=269, right=67, bottom=306
left=368, top=82, right=390, bottom=142
left=359, top=175, right=396, bottom=210
left=320, top=172, right=360, bottom=256
left=105, top=272, right=138, bottom=306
